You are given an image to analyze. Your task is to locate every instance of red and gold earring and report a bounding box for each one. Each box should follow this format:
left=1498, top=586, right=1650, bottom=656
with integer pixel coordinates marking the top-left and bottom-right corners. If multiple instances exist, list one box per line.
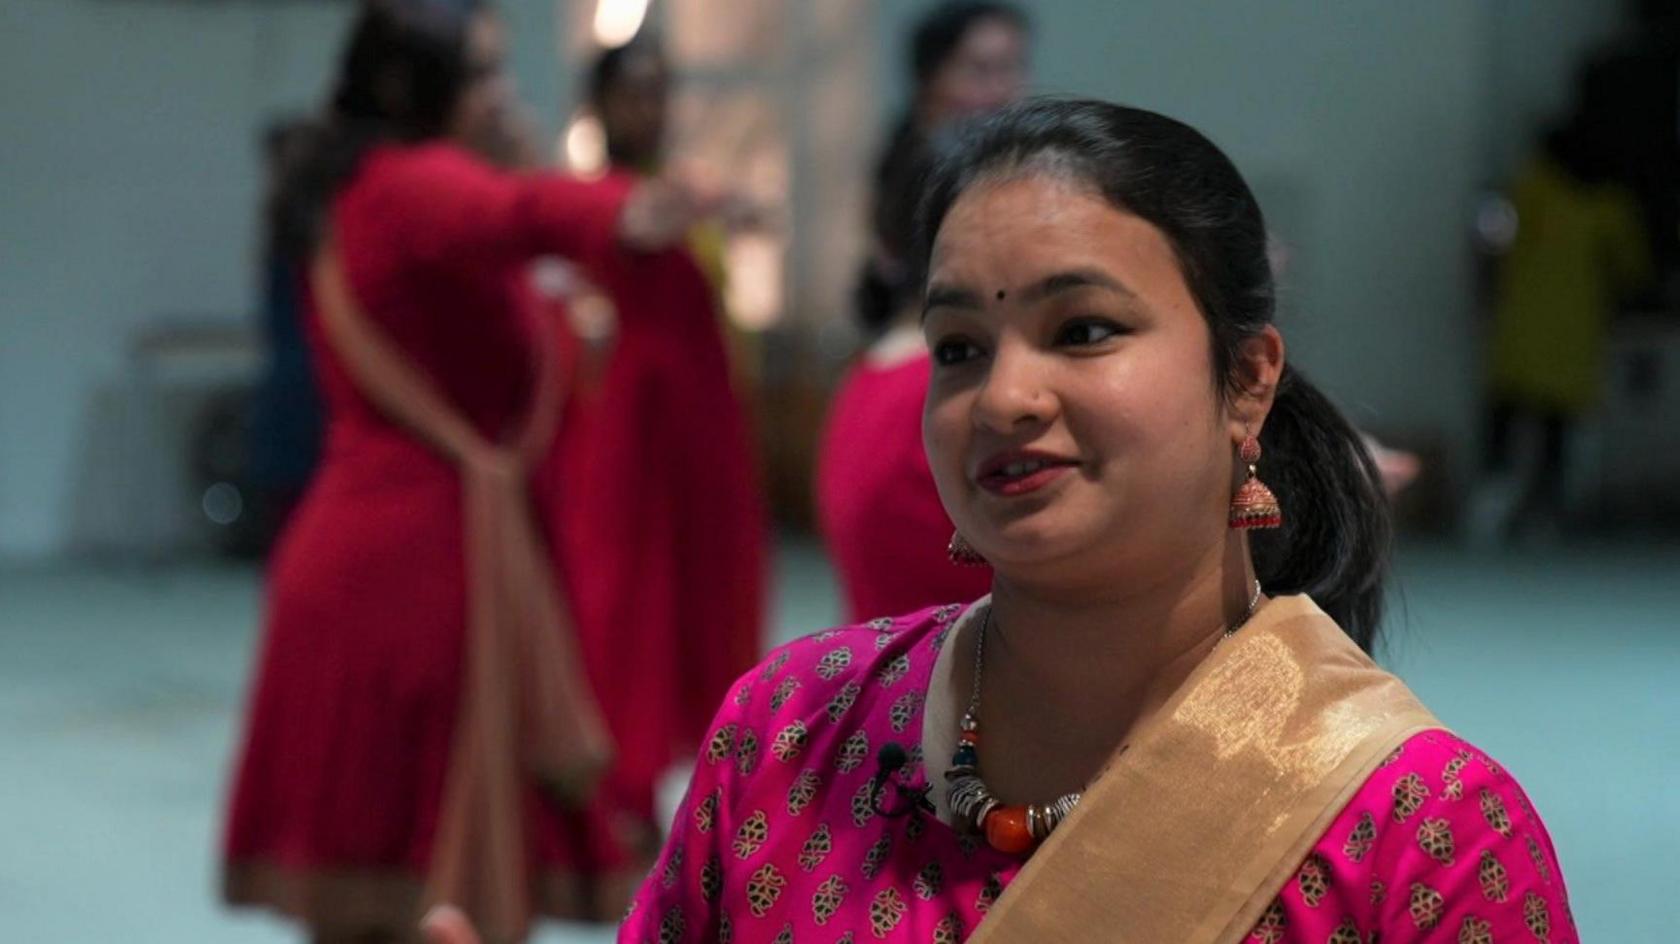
left=1229, top=433, right=1283, bottom=530
left=947, top=530, right=987, bottom=566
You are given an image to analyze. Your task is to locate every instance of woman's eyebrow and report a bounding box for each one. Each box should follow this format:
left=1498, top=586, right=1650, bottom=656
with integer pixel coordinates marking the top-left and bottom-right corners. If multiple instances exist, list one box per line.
left=921, top=284, right=983, bottom=319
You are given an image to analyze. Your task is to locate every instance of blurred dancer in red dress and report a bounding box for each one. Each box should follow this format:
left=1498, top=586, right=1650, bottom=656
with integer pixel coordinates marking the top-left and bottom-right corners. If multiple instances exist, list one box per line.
left=535, top=34, right=768, bottom=869
left=222, top=4, right=701, bottom=940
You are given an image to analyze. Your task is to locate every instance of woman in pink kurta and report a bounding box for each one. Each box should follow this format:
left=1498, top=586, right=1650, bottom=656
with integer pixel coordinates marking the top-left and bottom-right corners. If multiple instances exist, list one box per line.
left=623, top=605, right=1574, bottom=942
left=614, top=98, right=1579, bottom=943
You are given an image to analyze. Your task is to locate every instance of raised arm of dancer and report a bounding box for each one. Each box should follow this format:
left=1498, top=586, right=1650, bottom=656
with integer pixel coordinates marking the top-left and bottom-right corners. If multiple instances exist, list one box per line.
left=379, top=145, right=699, bottom=275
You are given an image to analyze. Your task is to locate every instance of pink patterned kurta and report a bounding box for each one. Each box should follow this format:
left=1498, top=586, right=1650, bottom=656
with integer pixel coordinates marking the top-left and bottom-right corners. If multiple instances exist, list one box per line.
left=622, top=605, right=1576, bottom=943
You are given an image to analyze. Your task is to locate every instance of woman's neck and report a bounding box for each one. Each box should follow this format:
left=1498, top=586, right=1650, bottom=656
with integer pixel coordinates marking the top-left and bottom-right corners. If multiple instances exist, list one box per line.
left=973, top=537, right=1259, bottom=800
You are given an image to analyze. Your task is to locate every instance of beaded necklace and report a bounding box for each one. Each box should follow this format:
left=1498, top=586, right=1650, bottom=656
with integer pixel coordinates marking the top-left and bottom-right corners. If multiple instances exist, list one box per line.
left=945, top=583, right=1263, bottom=854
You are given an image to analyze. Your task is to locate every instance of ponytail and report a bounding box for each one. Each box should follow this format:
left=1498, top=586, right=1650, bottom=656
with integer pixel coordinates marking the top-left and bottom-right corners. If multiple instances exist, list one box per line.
left=1250, top=365, right=1391, bottom=652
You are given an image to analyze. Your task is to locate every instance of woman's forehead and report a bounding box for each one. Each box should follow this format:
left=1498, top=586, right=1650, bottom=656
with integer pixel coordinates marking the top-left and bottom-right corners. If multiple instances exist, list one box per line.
left=928, top=176, right=1174, bottom=287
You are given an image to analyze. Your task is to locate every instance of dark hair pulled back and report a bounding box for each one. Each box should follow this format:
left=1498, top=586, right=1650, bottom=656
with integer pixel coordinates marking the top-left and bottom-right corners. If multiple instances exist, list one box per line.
left=267, top=0, right=482, bottom=261
left=913, top=97, right=1391, bottom=650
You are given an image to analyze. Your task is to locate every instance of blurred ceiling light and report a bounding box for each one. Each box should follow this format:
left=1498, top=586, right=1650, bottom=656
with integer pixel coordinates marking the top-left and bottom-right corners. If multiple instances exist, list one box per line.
left=594, top=0, right=649, bottom=47
left=563, top=111, right=607, bottom=177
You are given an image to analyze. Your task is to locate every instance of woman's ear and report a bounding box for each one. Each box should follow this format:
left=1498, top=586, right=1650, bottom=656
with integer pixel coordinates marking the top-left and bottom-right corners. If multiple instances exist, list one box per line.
left=1225, top=325, right=1285, bottom=440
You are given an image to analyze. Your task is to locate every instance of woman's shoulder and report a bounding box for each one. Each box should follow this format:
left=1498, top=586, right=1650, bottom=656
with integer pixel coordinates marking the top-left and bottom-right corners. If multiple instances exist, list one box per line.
left=1278, top=728, right=1577, bottom=941
left=336, top=143, right=497, bottom=234
left=684, top=604, right=968, bottom=801
left=1359, top=730, right=1556, bottom=846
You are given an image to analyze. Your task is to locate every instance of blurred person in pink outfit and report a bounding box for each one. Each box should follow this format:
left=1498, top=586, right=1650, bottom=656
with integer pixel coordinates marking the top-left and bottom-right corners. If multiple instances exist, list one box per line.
left=818, top=1, right=1030, bottom=621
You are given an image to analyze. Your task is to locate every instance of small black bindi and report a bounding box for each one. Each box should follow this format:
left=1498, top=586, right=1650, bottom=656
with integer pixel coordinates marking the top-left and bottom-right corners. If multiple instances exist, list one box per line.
left=994, top=289, right=1007, bottom=301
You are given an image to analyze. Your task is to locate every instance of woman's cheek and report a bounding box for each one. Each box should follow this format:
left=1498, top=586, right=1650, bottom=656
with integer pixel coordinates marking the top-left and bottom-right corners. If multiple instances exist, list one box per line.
left=924, top=404, right=969, bottom=487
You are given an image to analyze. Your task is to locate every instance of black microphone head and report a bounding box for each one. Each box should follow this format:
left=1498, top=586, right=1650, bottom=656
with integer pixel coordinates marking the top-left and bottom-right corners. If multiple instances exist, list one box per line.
left=877, top=742, right=909, bottom=773
left=872, top=742, right=932, bottom=819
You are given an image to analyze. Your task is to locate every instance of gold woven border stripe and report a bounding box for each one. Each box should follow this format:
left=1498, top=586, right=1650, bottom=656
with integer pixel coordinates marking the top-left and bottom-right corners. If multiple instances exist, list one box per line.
left=972, top=596, right=1439, bottom=944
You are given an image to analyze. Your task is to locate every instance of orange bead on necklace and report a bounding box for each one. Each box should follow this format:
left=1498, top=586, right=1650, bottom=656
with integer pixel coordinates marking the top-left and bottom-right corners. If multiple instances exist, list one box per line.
left=943, top=610, right=1081, bottom=853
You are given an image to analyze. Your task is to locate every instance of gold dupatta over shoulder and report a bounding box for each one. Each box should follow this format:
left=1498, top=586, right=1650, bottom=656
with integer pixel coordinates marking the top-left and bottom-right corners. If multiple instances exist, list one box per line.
left=971, top=595, right=1439, bottom=944
left=312, top=245, right=613, bottom=942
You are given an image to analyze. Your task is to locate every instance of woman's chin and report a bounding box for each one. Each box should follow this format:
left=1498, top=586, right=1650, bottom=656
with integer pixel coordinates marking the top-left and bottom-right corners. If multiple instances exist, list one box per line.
left=973, top=524, right=1095, bottom=575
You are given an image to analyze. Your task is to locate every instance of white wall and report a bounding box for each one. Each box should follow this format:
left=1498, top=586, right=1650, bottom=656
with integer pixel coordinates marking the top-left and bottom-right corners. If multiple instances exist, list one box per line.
left=0, top=0, right=564, bottom=558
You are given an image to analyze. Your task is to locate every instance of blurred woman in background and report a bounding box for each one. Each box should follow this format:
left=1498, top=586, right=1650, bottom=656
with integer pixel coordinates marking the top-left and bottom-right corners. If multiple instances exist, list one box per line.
left=1472, top=110, right=1651, bottom=543
left=817, top=1, right=1030, bottom=621
left=535, top=34, right=767, bottom=872
left=221, top=2, right=699, bottom=940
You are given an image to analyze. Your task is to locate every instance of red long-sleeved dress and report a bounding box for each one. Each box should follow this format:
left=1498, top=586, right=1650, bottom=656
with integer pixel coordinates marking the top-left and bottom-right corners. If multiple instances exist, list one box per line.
left=540, top=175, right=768, bottom=852
left=223, top=142, right=644, bottom=931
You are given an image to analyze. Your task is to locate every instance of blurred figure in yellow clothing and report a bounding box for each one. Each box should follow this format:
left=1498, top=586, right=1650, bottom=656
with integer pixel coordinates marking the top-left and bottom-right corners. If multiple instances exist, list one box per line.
left=1475, top=114, right=1651, bottom=543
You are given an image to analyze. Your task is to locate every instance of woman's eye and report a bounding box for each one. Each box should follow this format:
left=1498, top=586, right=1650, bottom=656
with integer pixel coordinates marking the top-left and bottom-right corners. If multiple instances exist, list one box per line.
left=931, top=338, right=983, bottom=366
left=1056, top=319, right=1124, bottom=346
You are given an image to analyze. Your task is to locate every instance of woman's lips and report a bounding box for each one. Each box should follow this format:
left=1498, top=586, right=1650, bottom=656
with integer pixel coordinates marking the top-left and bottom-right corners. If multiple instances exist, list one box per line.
left=975, top=454, right=1079, bottom=496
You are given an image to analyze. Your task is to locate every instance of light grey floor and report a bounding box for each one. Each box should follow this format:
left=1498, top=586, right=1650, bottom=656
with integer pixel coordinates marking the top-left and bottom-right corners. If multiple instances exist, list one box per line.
left=0, top=537, right=1672, bottom=941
